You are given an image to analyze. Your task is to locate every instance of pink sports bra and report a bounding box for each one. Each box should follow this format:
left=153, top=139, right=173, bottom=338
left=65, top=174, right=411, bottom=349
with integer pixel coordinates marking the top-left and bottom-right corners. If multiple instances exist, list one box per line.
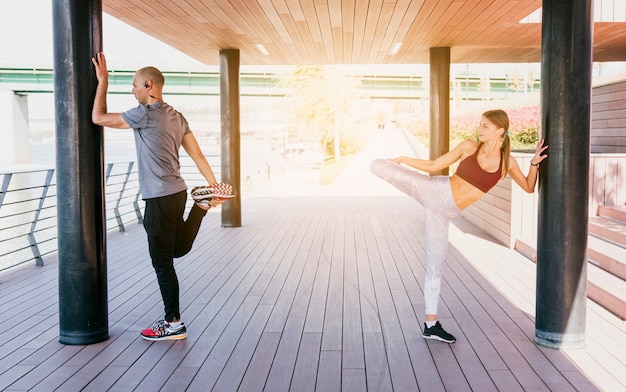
left=455, top=146, right=502, bottom=193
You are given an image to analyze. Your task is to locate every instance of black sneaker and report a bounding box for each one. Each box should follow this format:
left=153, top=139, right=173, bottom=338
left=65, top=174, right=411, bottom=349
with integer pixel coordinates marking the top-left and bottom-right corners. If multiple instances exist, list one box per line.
left=422, top=321, right=456, bottom=343
left=141, top=320, right=187, bottom=341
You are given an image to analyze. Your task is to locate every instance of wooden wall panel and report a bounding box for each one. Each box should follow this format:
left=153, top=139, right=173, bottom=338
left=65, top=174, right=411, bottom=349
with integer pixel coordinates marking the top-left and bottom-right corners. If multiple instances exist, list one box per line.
left=592, top=79, right=626, bottom=153
left=463, top=177, right=513, bottom=247
left=467, top=153, right=626, bottom=249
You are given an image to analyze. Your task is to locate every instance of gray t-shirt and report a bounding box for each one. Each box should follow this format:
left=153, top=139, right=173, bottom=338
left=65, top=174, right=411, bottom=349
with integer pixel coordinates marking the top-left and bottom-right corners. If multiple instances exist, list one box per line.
left=121, top=101, right=191, bottom=199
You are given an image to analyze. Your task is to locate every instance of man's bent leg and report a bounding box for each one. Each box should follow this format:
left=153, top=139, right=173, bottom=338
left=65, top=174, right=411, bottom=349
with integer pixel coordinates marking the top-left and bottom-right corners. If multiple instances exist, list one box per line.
left=174, top=202, right=208, bottom=258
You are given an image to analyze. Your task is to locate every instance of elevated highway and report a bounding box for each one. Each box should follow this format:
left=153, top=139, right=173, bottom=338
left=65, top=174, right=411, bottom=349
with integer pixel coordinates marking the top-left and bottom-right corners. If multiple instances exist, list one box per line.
left=0, top=67, right=536, bottom=100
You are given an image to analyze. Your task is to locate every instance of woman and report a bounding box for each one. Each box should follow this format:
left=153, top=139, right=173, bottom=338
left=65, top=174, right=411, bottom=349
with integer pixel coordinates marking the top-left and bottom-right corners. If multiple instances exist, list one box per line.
left=370, top=109, right=548, bottom=343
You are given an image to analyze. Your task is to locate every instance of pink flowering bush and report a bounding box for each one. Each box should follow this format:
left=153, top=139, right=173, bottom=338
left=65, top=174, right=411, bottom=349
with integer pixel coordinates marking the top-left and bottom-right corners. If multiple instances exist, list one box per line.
left=506, top=105, right=540, bottom=146
left=405, top=104, right=540, bottom=150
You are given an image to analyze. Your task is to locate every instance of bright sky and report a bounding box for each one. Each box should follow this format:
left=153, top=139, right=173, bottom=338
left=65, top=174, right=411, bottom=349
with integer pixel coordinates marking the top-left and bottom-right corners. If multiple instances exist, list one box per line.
left=0, top=0, right=210, bottom=71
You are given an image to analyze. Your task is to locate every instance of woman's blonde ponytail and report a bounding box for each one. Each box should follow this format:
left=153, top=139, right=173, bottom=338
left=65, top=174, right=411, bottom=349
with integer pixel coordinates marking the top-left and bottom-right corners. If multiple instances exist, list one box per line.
left=482, top=109, right=511, bottom=178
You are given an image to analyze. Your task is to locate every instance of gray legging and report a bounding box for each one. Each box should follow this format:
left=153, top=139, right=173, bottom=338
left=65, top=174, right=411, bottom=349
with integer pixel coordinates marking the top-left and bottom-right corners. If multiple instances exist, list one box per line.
left=370, top=159, right=461, bottom=315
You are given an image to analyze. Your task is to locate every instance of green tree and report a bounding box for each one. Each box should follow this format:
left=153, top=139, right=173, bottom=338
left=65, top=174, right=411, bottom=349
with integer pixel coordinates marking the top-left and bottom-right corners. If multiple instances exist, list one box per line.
left=276, top=65, right=363, bottom=162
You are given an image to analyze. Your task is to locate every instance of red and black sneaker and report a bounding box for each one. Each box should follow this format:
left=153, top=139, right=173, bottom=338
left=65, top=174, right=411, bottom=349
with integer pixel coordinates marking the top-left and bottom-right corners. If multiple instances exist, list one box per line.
left=140, top=320, right=187, bottom=341
left=191, top=183, right=236, bottom=206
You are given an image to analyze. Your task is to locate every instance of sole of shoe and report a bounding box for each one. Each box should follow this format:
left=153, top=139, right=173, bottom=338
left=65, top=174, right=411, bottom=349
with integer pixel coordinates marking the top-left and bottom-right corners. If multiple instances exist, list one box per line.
left=192, top=188, right=236, bottom=199
left=422, top=334, right=456, bottom=343
left=141, top=333, right=187, bottom=341
left=193, top=193, right=237, bottom=199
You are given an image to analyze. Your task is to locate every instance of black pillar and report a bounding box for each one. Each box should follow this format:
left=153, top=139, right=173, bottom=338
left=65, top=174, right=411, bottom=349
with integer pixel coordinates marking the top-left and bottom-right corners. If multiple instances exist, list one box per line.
left=220, top=49, right=242, bottom=227
left=535, top=0, right=593, bottom=349
left=429, top=47, right=450, bottom=175
left=53, top=0, right=108, bottom=345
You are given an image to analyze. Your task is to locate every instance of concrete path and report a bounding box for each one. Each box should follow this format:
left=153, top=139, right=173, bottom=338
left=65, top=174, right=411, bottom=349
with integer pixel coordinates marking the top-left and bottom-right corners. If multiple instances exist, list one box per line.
left=329, top=128, right=427, bottom=196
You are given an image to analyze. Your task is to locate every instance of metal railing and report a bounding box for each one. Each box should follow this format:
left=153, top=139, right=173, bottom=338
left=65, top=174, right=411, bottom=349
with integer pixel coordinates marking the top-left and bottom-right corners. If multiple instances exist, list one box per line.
left=0, top=155, right=220, bottom=272
left=0, top=168, right=57, bottom=269
left=104, top=161, right=143, bottom=231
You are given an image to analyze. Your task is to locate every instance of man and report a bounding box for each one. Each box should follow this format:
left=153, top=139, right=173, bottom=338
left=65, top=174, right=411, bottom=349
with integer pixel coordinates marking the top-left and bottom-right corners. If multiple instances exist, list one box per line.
left=91, top=52, right=232, bottom=341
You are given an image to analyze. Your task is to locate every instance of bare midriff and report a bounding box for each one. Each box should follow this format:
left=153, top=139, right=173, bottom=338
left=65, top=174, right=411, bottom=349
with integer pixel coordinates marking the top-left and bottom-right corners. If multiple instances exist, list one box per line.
left=449, top=174, right=487, bottom=210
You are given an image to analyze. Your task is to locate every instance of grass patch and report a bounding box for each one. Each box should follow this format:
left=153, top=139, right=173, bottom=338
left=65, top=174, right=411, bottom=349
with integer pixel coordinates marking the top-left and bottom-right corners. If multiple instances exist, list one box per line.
left=318, top=153, right=357, bottom=186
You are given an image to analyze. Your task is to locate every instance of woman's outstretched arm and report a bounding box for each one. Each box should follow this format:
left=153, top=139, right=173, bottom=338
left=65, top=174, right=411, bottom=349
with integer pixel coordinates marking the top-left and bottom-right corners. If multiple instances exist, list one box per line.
left=392, top=139, right=475, bottom=174
left=508, top=139, right=548, bottom=193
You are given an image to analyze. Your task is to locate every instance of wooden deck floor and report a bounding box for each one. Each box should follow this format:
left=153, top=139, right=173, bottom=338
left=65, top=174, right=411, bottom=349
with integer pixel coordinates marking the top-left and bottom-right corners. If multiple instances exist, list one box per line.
left=1, top=194, right=625, bottom=392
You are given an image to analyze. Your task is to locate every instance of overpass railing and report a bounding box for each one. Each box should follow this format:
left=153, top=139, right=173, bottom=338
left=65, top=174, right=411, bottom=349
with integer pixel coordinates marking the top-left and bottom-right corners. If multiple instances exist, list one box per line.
left=0, top=155, right=220, bottom=272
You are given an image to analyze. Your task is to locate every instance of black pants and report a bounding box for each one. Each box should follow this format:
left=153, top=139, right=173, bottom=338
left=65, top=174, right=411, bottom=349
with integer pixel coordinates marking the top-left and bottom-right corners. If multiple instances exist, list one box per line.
left=143, top=190, right=207, bottom=322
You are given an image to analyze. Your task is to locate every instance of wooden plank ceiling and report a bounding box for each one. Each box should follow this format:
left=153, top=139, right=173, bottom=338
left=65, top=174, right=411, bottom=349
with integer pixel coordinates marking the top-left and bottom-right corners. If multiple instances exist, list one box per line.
left=103, top=0, right=626, bottom=65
